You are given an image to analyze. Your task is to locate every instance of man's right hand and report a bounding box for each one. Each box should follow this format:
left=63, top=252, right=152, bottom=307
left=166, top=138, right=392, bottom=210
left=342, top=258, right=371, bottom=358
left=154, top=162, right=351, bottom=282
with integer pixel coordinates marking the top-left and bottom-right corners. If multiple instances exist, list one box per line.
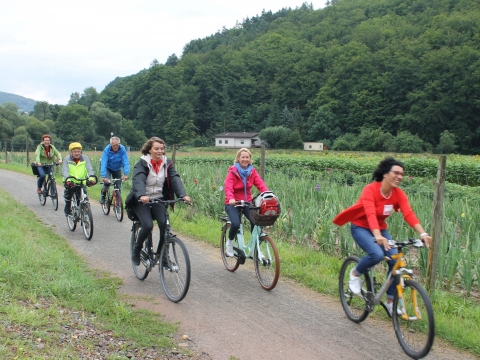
left=37, top=163, right=42, bottom=166
left=103, top=178, right=110, bottom=184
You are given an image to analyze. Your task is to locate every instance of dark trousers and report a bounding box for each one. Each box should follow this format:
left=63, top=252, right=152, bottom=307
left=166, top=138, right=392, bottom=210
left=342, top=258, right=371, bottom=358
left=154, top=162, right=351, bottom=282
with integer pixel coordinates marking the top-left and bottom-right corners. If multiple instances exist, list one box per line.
left=133, top=201, right=167, bottom=248
left=64, top=185, right=84, bottom=203
left=225, top=205, right=254, bottom=240
left=102, top=169, right=122, bottom=193
left=37, top=165, right=53, bottom=189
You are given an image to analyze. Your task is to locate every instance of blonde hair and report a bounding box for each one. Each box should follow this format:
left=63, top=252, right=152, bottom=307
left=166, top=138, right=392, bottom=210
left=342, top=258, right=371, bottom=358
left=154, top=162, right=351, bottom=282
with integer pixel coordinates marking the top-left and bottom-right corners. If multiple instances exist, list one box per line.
left=234, top=148, right=252, bottom=164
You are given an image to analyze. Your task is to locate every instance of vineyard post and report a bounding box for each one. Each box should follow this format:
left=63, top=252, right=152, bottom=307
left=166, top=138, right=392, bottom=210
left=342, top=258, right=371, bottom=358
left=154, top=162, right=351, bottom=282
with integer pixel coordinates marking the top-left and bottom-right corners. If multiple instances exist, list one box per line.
left=171, top=144, right=176, bottom=165
left=26, top=137, right=29, bottom=166
left=4, top=137, right=7, bottom=163
left=260, top=145, right=266, bottom=180
left=426, top=155, right=446, bottom=293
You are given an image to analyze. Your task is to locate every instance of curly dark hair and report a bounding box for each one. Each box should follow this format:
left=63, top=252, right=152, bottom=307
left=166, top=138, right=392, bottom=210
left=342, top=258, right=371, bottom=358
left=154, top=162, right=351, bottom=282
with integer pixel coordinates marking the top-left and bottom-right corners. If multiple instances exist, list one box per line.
left=372, top=157, right=404, bottom=182
left=141, top=137, right=165, bottom=155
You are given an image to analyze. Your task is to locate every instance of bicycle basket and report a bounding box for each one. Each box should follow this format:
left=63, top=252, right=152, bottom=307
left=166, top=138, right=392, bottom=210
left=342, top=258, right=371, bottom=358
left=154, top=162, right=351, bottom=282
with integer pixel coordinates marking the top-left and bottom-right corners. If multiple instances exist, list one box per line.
left=30, top=163, right=39, bottom=176
left=250, top=191, right=281, bottom=226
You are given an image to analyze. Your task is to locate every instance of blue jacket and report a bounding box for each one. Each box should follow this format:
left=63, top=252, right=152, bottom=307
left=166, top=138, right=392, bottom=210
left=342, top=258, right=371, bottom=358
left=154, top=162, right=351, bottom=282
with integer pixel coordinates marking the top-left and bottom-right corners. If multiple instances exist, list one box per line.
left=100, top=144, right=130, bottom=177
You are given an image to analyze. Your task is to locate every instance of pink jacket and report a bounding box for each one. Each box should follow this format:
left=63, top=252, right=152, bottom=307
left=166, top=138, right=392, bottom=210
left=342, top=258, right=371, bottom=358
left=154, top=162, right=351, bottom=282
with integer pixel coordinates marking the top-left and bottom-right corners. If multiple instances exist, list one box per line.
left=224, top=165, right=269, bottom=204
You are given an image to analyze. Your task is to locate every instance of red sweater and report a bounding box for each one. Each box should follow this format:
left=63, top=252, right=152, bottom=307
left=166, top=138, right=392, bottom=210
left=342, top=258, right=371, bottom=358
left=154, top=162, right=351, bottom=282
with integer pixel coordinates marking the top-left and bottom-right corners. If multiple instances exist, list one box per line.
left=333, top=182, right=420, bottom=230
left=224, top=165, right=268, bottom=204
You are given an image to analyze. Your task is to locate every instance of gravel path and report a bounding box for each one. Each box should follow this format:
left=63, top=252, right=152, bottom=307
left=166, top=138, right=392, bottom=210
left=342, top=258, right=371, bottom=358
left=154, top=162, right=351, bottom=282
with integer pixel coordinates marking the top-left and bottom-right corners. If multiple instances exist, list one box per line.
left=0, top=169, right=476, bottom=360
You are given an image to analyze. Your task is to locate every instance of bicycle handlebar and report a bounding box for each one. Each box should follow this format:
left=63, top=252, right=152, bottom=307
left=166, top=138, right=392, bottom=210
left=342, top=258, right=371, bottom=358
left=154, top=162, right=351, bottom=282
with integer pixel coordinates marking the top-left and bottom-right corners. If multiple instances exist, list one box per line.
left=376, top=238, right=425, bottom=248
left=139, top=197, right=192, bottom=206
left=34, top=161, right=61, bottom=166
left=101, top=178, right=125, bottom=185
left=64, top=175, right=98, bottom=186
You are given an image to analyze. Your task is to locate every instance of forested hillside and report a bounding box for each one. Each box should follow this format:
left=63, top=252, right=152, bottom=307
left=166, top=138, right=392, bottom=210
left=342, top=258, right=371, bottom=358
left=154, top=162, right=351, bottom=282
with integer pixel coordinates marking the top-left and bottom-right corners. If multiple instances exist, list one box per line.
left=1, top=0, right=479, bottom=153
left=0, top=92, right=36, bottom=112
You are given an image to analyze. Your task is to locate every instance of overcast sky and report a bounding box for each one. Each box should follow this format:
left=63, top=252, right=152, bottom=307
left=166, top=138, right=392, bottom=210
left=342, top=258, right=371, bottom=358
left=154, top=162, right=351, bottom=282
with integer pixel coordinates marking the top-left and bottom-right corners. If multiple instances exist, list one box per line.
left=1, top=0, right=325, bottom=105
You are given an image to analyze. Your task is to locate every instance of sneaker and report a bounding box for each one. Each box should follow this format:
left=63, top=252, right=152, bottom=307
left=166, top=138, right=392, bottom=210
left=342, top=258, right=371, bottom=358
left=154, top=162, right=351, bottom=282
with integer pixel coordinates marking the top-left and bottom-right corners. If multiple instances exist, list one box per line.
left=348, top=268, right=362, bottom=295
left=99, top=195, right=105, bottom=204
left=385, top=301, right=403, bottom=316
left=226, top=241, right=234, bottom=257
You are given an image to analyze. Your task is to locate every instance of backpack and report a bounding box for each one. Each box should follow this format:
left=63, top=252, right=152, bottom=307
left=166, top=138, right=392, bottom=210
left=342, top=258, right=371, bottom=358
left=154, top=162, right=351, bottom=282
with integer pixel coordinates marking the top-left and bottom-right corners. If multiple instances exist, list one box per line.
left=251, top=191, right=281, bottom=226
left=125, top=190, right=139, bottom=221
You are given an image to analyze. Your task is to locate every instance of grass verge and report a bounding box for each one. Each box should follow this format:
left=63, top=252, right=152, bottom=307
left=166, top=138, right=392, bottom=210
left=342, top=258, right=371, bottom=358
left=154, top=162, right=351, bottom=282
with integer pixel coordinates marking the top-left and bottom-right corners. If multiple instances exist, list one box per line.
left=0, top=187, right=190, bottom=359
left=173, top=207, right=480, bottom=357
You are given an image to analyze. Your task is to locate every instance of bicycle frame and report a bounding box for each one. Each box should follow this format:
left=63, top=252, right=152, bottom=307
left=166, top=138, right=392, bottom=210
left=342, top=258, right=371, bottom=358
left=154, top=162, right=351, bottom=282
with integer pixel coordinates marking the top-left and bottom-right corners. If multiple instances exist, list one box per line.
left=230, top=220, right=268, bottom=261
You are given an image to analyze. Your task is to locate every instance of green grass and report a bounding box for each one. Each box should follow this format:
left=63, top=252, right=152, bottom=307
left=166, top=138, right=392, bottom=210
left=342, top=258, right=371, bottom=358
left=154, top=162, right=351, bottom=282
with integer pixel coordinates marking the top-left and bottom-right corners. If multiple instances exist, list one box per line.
left=0, top=187, right=189, bottom=359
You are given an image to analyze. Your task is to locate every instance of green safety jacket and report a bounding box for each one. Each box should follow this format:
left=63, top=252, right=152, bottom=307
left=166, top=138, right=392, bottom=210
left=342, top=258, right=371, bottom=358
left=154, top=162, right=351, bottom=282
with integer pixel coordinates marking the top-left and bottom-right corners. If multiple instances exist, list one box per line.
left=35, top=142, right=62, bottom=164
left=62, top=154, right=95, bottom=184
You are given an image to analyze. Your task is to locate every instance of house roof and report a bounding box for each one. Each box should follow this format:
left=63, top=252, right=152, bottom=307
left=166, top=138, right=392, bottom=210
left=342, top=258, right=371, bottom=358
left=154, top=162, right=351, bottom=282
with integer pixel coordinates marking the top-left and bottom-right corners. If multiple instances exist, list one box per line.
left=214, top=132, right=259, bottom=138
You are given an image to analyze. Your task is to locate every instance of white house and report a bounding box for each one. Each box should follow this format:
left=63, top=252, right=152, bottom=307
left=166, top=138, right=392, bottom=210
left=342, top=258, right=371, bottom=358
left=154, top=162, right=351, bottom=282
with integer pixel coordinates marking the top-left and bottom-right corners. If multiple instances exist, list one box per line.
left=215, top=132, right=261, bottom=148
left=304, top=142, right=324, bottom=151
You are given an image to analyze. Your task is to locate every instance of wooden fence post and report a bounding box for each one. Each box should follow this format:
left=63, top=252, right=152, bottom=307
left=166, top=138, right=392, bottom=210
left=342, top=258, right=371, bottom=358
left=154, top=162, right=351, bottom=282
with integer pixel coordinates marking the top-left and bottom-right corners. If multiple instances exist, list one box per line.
left=260, top=145, right=266, bottom=180
left=26, top=137, right=29, bottom=166
left=4, top=138, right=7, bottom=163
left=426, top=155, right=446, bottom=293
left=171, top=144, right=176, bottom=165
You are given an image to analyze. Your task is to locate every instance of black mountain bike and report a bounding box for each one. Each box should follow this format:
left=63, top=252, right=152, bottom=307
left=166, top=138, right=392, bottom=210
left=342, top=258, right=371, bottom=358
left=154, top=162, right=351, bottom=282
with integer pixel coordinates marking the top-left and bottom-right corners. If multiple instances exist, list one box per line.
left=65, top=176, right=98, bottom=240
left=35, top=162, right=60, bottom=211
left=130, top=197, right=191, bottom=303
left=101, top=178, right=124, bottom=222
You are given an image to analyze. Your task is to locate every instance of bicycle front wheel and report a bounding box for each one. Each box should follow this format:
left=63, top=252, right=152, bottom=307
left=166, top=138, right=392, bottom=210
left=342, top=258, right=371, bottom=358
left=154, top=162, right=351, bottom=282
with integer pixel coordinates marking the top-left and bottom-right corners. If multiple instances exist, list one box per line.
left=113, top=191, right=123, bottom=222
left=81, top=202, right=94, bottom=240
left=393, top=279, right=435, bottom=359
left=38, top=186, right=46, bottom=206
left=66, top=194, right=78, bottom=231
left=339, top=256, right=372, bottom=323
left=159, top=235, right=191, bottom=303
left=254, top=235, right=280, bottom=291
left=220, top=224, right=240, bottom=272
left=130, top=223, right=150, bottom=280
left=101, top=190, right=111, bottom=215
left=50, top=181, right=58, bottom=211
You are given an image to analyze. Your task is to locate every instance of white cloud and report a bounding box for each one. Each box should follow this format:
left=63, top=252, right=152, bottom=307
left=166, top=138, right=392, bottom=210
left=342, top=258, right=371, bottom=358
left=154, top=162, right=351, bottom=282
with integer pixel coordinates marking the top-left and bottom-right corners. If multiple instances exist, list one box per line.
left=0, top=0, right=325, bottom=105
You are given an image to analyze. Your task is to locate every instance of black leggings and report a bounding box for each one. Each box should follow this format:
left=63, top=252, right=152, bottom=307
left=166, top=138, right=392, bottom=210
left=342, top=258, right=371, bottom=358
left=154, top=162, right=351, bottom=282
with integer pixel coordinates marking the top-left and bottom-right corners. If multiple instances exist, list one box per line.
left=133, top=201, right=167, bottom=248
left=225, top=205, right=254, bottom=240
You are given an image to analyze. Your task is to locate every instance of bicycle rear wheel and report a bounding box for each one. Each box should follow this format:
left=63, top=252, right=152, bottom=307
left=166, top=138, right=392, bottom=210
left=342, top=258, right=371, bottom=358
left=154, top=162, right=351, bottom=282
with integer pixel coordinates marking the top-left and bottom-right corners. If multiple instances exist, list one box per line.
left=339, top=256, right=371, bottom=323
left=113, top=191, right=123, bottom=222
left=66, top=194, right=78, bottom=231
left=50, top=181, right=58, bottom=211
left=254, top=235, right=280, bottom=290
left=38, top=184, right=46, bottom=206
left=131, top=223, right=149, bottom=280
left=393, top=279, right=435, bottom=359
left=101, top=190, right=111, bottom=215
left=82, top=202, right=94, bottom=240
left=159, top=235, right=191, bottom=302
left=220, top=224, right=240, bottom=272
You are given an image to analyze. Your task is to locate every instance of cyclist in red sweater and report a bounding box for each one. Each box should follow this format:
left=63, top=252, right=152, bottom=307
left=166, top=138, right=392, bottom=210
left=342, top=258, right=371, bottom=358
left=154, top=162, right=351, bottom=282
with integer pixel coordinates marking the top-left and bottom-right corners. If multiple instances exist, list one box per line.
left=333, top=157, right=431, bottom=315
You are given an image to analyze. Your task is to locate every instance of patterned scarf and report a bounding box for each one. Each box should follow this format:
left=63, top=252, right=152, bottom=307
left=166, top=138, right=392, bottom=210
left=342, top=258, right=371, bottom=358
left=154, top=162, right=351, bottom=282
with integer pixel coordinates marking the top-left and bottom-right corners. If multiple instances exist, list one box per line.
left=234, top=162, right=253, bottom=199
left=151, top=159, right=162, bottom=173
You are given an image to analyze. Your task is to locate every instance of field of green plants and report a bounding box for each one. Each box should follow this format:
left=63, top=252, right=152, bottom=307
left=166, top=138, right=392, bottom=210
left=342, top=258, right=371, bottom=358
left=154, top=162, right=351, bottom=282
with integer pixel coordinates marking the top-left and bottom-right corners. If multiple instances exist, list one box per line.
left=2, top=149, right=480, bottom=294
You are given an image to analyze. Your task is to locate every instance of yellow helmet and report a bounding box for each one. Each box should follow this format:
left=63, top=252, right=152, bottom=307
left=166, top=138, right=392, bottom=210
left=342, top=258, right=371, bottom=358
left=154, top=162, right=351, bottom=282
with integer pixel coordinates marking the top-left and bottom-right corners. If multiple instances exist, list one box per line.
left=69, top=142, right=82, bottom=151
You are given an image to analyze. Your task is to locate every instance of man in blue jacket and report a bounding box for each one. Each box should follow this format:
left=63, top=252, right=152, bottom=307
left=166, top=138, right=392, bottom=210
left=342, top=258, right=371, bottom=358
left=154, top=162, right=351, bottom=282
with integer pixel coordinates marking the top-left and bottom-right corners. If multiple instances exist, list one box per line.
left=100, top=136, right=130, bottom=204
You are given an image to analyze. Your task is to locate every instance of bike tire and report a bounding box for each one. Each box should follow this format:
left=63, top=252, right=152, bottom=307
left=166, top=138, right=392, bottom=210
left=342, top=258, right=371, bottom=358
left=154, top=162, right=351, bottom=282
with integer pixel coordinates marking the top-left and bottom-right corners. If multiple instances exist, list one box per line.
left=38, top=185, right=47, bottom=206
left=339, top=256, right=372, bottom=323
left=113, top=191, right=123, bottom=222
left=131, top=223, right=149, bottom=280
left=254, top=235, right=280, bottom=291
left=82, top=202, right=94, bottom=240
left=101, top=190, right=111, bottom=215
left=66, top=193, right=78, bottom=231
left=220, top=224, right=240, bottom=272
left=393, top=279, right=435, bottom=359
left=50, top=181, right=58, bottom=211
left=159, top=235, right=191, bottom=303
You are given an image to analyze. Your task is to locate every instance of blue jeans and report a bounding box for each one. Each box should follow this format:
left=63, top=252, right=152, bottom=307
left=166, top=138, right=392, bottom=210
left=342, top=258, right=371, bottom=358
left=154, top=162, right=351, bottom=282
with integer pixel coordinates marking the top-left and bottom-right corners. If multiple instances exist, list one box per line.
left=37, top=165, right=53, bottom=189
left=351, top=224, right=398, bottom=299
left=225, top=205, right=254, bottom=241
left=102, top=169, right=122, bottom=193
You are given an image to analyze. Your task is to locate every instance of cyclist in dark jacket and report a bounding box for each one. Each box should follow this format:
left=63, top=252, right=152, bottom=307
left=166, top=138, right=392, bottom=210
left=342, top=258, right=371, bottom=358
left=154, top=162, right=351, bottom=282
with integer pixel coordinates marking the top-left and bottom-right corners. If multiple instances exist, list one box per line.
left=128, top=137, right=190, bottom=265
left=100, top=136, right=130, bottom=204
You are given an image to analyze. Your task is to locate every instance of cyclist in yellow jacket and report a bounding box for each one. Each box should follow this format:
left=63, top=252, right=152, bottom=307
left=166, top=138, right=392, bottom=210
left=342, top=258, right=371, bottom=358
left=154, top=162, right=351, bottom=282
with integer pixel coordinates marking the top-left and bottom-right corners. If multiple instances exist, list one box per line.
left=62, top=142, right=96, bottom=215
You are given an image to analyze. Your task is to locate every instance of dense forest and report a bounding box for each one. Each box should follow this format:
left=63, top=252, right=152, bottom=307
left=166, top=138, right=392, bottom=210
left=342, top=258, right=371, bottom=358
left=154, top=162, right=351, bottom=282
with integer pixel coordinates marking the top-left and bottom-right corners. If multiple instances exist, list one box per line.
left=1, top=0, right=479, bottom=153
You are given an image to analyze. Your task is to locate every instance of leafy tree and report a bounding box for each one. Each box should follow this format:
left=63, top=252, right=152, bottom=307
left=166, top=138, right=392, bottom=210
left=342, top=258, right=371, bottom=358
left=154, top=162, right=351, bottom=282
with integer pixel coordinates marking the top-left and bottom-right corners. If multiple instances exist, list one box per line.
left=55, top=105, right=95, bottom=145
left=3, top=102, right=19, bottom=113
left=388, top=131, right=429, bottom=153
left=305, top=106, right=342, bottom=142
left=90, top=102, right=122, bottom=139
left=11, top=126, right=33, bottom=151
left=150, top=59, right=160, bottom=67
left=26, top=117, right=50, bottom=142
left=48, top=104, right=64, bottom=122
left=118, top=120, right=146, bottom=148
left=165, top=54, right=179, bottom=67
left=436, top=130, right=457, bottom=154
left=68, top=92, right=80, bottom=105
left=276, top=129, right=303, bottom=149
left=0, top=118, right=13, bottom=139
left=78, top=87, right=98, bottom=110
left=0, top=104, right=26, bottom=129
left=33, top=101, right=51, bottom=121
left=332, top=133, right=358, bottom=151
left=259, top=126, right=289, bottom=148
left=163, top=102, right=197, bottom=145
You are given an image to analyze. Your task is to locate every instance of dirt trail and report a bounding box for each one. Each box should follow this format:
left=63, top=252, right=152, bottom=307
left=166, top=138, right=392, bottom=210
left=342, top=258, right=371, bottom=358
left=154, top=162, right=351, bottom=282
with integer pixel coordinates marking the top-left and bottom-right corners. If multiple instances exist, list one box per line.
left=0, top=169, right=476, bottom=360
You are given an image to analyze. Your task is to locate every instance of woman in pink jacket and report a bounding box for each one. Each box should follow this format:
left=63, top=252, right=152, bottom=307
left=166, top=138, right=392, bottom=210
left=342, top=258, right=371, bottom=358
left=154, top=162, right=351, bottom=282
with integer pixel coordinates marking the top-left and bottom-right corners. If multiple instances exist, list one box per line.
left=224, top=148, right=269, bottom=257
